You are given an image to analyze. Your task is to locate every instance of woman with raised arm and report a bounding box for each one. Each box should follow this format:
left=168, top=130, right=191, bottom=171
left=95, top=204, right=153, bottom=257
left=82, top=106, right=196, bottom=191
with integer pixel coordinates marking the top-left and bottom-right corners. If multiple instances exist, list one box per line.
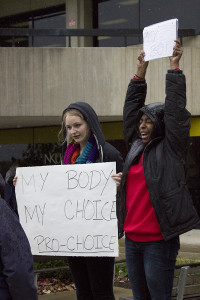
left=114, top=41, right=200, bottom=300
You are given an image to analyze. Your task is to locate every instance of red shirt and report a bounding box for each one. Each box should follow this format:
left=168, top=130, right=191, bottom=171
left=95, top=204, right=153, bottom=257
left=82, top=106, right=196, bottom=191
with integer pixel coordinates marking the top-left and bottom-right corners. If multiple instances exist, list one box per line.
left=124, top=154, right=163, bottom=242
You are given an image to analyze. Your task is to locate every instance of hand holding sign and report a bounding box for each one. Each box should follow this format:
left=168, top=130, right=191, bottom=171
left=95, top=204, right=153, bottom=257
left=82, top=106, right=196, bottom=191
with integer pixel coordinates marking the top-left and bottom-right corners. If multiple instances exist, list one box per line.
left=169, top=39, right=183, bottom=69
left=135, top=50, right=149, bottom=79
left=143, top=19, right=178, bottom=61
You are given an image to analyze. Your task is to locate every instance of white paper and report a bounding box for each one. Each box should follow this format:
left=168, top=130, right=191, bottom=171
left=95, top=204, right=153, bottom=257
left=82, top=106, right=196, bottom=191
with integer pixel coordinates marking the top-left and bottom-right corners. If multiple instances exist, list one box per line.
left=143, top=18, right=178, bottom=61
left=15, top=162, right=118, bottom=257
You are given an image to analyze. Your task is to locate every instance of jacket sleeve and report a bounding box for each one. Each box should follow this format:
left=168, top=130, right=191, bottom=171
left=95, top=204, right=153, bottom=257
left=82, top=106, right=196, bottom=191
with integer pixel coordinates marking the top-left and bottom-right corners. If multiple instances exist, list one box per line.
left=0, top=173, right=5, bottom=196
left=0, top=199, right=38, bottom=300
left=103, top=142, right=124, bottom=173
left=164, top=70, right=191, bottom=160
left=123, top=79, right=147, bottom=150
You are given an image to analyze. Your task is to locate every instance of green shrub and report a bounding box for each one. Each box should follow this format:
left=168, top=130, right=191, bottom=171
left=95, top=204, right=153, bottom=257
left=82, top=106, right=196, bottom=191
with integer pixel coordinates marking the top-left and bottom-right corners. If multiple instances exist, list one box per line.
left=115, top=262, right=128, bottom=279
left=33, top=259, right=72, bottom=281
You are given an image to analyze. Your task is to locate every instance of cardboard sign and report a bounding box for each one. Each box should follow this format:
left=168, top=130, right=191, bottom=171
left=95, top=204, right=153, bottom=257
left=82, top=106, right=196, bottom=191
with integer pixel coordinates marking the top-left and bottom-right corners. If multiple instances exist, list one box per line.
left=15, top=162, right=118, bottom=257
left=143, top=19, right=178, bottom=61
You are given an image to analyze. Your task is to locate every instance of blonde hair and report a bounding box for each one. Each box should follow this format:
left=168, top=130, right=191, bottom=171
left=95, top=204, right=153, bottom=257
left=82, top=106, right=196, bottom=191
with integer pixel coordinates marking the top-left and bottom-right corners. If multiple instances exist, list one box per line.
left=58, top=108, right=85, bottom=143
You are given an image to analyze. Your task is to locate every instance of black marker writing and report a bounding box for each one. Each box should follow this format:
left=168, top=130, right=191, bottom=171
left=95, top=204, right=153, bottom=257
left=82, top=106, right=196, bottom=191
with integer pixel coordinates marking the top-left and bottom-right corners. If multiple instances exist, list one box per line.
left=21, top=172, right=49, bottom=193
left=40, top=173, right=49, bottom=191
left=65, top=169, right=114, bottom=195
left=34, top=234, right=117, bottom=253
left=22, top=174, right=36, bottom=193
left=25, top=203, right=46, bottom=225
left=64, top=199, right=116, bottom=221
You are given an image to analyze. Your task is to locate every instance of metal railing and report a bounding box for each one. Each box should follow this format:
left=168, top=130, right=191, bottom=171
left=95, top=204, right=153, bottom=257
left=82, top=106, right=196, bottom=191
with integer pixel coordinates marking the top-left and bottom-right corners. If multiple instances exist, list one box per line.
left=0, top=28, right=196, bottom=47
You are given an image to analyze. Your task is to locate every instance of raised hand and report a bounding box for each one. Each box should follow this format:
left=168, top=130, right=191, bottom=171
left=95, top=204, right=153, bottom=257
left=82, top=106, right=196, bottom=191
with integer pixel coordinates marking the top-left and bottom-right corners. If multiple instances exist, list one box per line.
left=135, top=50, right=149, bottom=79
left=169, top=40, right=183, bottom=69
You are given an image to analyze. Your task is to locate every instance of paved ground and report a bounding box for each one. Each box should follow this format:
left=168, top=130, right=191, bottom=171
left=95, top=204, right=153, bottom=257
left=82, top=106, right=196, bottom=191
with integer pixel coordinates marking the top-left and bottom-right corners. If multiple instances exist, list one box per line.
left=179, top=229, right=200, bottom=261
left=38, top=229, right=200, bottom=300
left=38, top=286, right=132, bottom=300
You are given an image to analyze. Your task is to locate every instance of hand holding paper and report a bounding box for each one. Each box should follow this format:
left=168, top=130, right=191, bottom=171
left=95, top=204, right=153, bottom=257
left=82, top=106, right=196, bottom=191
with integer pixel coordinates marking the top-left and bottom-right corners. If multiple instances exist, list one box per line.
left=135, top=50, right=149, bottom=79
left=169, top=39, right=183, bottom=69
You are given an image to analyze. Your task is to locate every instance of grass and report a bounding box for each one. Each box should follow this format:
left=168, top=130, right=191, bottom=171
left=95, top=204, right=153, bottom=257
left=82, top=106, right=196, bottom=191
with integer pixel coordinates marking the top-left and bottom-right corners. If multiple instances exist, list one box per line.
left=176, top=256, right=200, bottom=265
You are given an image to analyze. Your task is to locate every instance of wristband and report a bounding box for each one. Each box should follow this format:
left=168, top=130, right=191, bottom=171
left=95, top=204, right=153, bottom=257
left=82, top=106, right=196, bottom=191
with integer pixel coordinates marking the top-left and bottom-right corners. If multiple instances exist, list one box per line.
left=135, top=74, right=144, bottom=79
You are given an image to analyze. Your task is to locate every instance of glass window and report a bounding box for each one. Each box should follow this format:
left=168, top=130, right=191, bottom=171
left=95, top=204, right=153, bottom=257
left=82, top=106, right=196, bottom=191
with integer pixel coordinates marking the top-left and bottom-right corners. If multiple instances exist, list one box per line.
left=98, top=0, right=140, bottom=46
left=30, top=12, right=66, bottom=47
left=0, top=16, right=29, bottom=47
left=141, top=0, right=200, bottom=31
left=96, top=0, right=200, bottom=47
left=0, top=5, right=66, bottom=47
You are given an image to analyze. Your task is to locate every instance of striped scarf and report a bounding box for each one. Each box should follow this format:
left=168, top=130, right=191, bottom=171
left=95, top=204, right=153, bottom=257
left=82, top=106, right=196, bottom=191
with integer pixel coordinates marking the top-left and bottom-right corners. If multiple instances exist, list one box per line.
left=63, top=134, right=99, bottom=165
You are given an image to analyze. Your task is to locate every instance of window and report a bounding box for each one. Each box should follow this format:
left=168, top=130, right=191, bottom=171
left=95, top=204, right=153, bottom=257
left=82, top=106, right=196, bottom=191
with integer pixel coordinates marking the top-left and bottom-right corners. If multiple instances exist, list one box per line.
left=0, top=5, right=66, bottom=47
left=94, top=0, right=200, bottom=47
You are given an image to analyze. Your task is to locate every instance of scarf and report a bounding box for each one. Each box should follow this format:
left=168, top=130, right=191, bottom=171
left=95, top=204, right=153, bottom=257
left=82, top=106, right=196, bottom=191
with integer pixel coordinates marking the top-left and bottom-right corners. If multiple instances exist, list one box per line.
left=63, top=134, right=99, bottom=165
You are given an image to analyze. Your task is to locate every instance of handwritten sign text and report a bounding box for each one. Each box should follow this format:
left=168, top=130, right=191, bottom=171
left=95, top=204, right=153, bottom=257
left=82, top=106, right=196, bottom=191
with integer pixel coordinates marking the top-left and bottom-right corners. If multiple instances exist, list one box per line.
left=16, top=163, right=118, bottom=257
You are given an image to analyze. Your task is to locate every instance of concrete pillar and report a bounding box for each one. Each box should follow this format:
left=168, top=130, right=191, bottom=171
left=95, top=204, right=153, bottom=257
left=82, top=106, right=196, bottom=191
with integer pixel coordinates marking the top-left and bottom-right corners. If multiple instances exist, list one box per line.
left=65, top=0, right=93, bottom=47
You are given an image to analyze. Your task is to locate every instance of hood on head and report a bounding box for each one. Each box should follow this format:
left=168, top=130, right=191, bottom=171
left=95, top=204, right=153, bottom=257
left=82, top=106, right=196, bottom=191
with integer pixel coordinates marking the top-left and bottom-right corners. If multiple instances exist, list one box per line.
left=62, top=101, right=105, bottom=146
left=137, top=102, right=165, bottom=139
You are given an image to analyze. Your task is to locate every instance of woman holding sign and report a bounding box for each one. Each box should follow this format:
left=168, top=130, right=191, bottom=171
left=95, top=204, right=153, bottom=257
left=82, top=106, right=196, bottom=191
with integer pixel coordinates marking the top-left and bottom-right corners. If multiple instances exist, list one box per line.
left=60, top=102, right=123, bottom=300
left=113, top=41, right=200, bottom=299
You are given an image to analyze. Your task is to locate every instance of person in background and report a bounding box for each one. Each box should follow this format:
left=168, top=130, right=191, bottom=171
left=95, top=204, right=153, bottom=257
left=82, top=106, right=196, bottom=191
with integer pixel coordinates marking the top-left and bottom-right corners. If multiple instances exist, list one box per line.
left=59, top=101, right=124, bottom=300
left=112, top=41, right=200, bottom=299
left=4, top=160, right=19, bottom=216
left=0, top=194, right=38, bottom=299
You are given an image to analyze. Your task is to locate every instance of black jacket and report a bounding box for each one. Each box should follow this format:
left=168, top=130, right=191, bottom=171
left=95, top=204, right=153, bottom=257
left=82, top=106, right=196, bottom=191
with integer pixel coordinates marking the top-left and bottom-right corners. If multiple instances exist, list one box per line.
left=0, top=174, right=5, bottom=197
left=62, top=102, right=124, bottom=173
left=118, top=70, right=200, bottom=241
left=0, top=197, right=38, bottom=300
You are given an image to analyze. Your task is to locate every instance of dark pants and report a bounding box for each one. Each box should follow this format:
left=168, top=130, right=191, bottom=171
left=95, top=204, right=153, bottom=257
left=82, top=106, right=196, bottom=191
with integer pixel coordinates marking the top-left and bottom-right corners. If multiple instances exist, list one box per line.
left=125, top=236, right=180, bottom=300
left=68, top=256, right=115, bottom=300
